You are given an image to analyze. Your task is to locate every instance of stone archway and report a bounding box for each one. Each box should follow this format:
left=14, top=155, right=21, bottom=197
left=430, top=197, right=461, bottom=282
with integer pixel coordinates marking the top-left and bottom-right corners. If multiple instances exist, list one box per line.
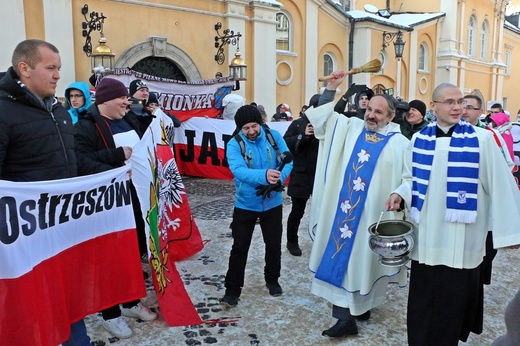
left=115, top=36, right=202, bottom=81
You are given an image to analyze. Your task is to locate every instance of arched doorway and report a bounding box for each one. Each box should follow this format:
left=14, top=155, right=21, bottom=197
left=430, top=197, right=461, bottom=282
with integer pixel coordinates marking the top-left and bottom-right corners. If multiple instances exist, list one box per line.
left=116, top=36, right=201, bottom=81
left=131, top=56, right=186, bottom=81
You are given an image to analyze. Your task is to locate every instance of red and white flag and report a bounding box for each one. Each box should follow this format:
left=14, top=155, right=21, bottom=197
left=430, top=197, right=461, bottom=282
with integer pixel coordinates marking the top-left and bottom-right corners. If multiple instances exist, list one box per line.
left=130, top=109, right=204, bottom=326
left=0, top=166, right=146, bottom=345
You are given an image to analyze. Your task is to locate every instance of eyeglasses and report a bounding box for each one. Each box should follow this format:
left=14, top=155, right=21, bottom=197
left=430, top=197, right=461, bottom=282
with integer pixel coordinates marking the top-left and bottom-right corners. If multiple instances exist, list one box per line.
left=433, top=99, right=466, bottom=107
left=69, top=94, right=84, bottom=99
left=464, top=105, right=480, bottom=111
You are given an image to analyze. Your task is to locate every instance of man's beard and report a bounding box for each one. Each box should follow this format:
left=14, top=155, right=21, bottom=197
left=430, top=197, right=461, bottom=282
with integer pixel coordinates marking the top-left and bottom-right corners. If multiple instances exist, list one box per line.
left=364, top=118, right=387, bottom=132
left=246, top=130, right=259, bottom=140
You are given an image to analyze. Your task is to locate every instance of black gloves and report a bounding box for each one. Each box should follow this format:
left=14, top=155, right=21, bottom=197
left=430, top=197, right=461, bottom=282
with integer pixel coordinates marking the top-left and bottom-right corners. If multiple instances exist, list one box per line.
left=255, top=181, right=285, bottom=199
left=343, top=83, right=369, bottom=100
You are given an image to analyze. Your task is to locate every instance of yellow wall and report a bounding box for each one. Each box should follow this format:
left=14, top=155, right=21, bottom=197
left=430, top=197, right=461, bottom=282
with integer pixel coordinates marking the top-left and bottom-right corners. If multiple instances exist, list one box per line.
left=24, top=0, right=45, bottom=39
left=15, top=0, right=520, bottom=119
left=276, top=0, right=306, bottom=115
left=414, top=27, right=437, bottom=103
left=502, top=31, right=520, bottom=119
left=71, top=0, right=227, bottom=85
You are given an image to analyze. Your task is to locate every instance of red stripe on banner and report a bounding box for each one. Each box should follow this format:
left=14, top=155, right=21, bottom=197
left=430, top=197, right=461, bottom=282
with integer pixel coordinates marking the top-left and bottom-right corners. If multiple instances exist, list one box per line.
left=172, top=108, right=223, bottom=122
left=0, top=229, right=146, bottom=346
left=175, top=144, right=233, bottom=180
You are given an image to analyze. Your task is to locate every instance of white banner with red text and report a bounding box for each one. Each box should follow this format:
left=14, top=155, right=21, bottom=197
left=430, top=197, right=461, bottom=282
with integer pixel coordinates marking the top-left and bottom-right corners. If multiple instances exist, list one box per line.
left=103, top=68, right=236, bottom=121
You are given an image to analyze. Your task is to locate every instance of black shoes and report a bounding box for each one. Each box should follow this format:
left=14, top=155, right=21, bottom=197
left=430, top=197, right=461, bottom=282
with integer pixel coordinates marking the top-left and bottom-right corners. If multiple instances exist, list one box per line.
left=355, top=310, right=371, bottom=321
left=287, top=242, right=302, bottom=256
left=322, top=319, right=359, bottom=337
left=266, top=281, right=283, bottom=296
left=220, top=294, right=239, bottom=307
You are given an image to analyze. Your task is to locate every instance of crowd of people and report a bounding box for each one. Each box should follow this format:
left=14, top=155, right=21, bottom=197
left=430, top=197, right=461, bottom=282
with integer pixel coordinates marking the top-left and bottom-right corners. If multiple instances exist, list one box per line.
left=2, top=39, right=520, bottom=345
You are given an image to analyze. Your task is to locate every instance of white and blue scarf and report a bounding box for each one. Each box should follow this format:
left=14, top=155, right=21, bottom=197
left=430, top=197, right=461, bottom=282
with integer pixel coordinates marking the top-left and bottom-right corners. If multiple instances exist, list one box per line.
left=411, top=119, right=479, bottom=224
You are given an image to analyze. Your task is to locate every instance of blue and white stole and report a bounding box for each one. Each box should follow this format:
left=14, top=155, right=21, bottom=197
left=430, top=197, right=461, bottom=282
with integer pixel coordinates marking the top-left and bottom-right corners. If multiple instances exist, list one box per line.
left=411, top=119, right=479, bottom=223
left=314, top=128, right=395, bottom=287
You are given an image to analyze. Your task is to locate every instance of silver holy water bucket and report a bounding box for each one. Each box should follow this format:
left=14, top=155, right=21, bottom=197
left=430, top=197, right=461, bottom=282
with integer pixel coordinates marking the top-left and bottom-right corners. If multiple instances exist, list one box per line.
left=368, top=211, right=414, bottom=267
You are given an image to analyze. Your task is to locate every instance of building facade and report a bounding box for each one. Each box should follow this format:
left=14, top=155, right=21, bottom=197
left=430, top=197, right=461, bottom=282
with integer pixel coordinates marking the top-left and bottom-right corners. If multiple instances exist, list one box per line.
left=1, top=0, right=519, bottom=117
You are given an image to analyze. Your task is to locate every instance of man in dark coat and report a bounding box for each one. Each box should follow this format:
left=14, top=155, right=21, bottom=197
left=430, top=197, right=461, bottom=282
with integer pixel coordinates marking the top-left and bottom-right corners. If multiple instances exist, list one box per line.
left=282, top=94, right=321, bottom=256
left=0, top=39, right=89, bottom=345
left=399, top=99, right=428, bottom=140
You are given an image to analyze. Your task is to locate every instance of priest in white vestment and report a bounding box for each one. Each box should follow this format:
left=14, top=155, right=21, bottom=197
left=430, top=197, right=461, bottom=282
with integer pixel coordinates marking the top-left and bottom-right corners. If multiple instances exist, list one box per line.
left=387, top=83, right=520, bottom=345
left=306, top=71, right=409, bottom=338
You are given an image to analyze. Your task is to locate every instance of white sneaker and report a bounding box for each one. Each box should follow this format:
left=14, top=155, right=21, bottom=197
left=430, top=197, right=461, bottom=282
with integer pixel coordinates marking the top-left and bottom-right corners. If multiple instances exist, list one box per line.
left=121, top=302, right=158, bottom=321
left=102, top=316, right=133, bottom=338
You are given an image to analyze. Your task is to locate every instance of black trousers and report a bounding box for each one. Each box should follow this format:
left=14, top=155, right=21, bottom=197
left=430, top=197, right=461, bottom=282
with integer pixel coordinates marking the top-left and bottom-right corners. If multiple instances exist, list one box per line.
left=101, top=300, right=140, bottom=320
left=481, top=231, right=497, bottom=285
left=332, top=305, right=355, bottom=321
left=286, top=197, right=309, bottom=243
left=224, top=206, right=283, bottom=295
left=407, top=260, right=483, bottom=346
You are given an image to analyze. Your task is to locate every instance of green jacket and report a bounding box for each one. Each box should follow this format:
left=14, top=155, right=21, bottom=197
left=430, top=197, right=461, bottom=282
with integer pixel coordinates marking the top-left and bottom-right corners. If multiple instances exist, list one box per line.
left=400, top=119, right=428, bottom=140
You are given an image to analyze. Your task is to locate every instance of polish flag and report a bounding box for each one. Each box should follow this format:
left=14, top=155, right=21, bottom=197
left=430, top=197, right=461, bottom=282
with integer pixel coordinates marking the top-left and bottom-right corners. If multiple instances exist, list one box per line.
left=130, top=110, right=203, bottom=326
left=0, top=167, right=146, bottom=345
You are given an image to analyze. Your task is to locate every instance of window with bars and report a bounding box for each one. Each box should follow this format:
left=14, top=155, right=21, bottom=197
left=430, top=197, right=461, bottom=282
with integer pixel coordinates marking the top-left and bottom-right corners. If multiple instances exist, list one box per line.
left=468, top=16, right=477, bottom=57
left=418, top=43, right=428, bottom=71
left=323, top=53, right=334, bottom=87
left=276, top=12, right=290, bottom=51
left=480, top=21, right=489, bottom=60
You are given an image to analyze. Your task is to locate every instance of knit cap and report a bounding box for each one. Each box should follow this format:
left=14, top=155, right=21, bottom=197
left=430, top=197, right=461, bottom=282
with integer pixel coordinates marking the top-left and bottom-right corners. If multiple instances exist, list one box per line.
left=95, top=78, right=129, bottom=105
left=308, top=94, right=321, bottom=108
left=148, top=92, right=159, bottom=105
left=129, top=79, right=148, bottom=96
left=235, top=105, right=263, bottom=129
left=408, top=99, right=427, bottom=117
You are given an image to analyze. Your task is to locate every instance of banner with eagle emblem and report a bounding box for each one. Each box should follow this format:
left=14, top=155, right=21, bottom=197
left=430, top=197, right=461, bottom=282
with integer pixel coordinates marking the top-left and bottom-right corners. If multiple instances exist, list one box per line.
left=130, top=109, right=204, bottom=326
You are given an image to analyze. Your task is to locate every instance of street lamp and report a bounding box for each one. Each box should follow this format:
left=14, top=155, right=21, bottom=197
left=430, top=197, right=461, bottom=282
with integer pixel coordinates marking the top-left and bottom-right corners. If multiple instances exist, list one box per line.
left=382, top=30, right=406, bottom=60
left=81, top=4, right=114, bottom=86
left=214, top=22, right=247, bottom=81
left=90, top=37, right=115, bottom=74
left=382, top=30, right=406, bottom=97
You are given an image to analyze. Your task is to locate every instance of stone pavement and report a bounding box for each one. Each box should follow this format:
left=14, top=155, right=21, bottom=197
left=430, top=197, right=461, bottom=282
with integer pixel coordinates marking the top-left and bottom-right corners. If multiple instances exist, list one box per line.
left=83, top=176, right=520, bottom=345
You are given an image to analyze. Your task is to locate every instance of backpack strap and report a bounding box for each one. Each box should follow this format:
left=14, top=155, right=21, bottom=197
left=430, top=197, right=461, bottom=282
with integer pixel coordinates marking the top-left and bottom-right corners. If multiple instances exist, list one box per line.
left=262, top=124, right=282, bottom=163
left=233, top=133, right=251, bottom=166
left=233, top=123, right=282, bottom=166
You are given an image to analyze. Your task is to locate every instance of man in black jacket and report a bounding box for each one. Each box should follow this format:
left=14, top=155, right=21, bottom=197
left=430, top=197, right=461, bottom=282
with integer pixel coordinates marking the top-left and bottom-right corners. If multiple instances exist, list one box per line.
left=0, top=39, right=89, bottom=345
left=282, top=94, right=321, bottom=256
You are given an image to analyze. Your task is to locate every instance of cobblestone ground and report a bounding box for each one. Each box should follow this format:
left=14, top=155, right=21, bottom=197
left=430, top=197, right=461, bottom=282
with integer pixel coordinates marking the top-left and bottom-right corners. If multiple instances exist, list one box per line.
left=83, top=176, right=520, bottom=346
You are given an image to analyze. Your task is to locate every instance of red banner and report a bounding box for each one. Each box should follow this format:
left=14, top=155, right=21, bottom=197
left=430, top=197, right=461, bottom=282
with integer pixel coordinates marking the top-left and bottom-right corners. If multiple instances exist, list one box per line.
left=173, top=118, right=291, bottom=180
left=130, top=110, right=204, bottom=326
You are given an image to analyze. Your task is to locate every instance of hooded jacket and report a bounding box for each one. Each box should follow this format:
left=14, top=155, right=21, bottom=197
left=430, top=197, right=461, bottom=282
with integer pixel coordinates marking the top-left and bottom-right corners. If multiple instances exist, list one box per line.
left=65, top=81, right=92, bottom=124
left=0, top=67, right=77, bottom=181
left=490, top=112, right=515, bottom=161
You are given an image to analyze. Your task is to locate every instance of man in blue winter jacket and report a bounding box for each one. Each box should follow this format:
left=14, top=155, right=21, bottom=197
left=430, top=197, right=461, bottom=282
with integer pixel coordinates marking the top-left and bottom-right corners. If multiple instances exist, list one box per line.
left=221, top=105, right=293, bottom=307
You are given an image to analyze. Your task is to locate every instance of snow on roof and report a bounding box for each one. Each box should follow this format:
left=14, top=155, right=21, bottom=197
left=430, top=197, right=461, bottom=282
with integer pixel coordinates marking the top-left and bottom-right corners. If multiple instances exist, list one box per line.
left=505, top=19, right=520, bottom=34
left=251, top=0, right=283, bottom=7
left=346, top=10, right=445, bottom=30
